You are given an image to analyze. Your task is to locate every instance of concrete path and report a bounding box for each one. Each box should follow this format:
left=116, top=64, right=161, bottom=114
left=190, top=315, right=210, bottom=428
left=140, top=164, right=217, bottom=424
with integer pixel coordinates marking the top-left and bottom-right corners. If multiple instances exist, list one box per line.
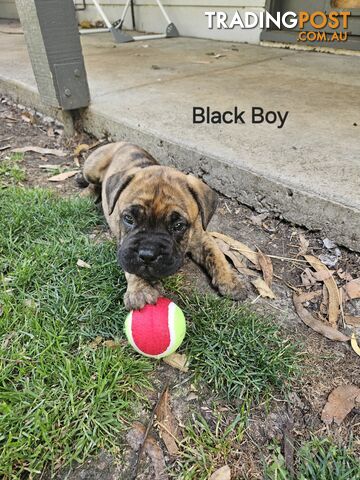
left=1, top=25, right=359, bottom=251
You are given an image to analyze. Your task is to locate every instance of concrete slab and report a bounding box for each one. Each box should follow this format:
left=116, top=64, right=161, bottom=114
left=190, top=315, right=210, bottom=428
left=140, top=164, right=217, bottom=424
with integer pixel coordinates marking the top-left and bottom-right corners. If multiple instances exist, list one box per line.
left=1, top=25, right=359, bottom=251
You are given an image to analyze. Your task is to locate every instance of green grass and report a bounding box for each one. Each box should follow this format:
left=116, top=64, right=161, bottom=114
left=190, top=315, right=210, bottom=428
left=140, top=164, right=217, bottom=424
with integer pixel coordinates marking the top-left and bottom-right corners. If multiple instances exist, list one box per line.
left=0, top=153, right=26, bottom=184
left=266, top=438, right=360, bottom=480
left=0, top=185, right=301, bottom=479
left=172, top=408, right=248, bottom=480
left=0, top=187, right=153, bottom=478
left=180, top=294, right=300, bottom=402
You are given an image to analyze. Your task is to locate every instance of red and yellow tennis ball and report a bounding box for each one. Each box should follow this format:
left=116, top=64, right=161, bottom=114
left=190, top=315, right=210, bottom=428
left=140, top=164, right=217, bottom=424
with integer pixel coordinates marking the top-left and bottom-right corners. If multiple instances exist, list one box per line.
left=124, top=297, right=186, bottom=358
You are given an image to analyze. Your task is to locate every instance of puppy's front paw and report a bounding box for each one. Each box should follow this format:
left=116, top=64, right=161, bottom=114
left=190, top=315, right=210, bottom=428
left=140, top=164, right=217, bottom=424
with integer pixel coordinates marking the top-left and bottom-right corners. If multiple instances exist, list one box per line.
left=215, top=273, right=248, bottom=302
left=124, top=284, right=160, bottom=311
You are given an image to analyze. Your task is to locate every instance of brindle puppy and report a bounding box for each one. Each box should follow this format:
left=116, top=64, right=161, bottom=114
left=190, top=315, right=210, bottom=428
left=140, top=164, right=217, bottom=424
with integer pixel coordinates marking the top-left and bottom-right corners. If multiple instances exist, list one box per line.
left=79, top=142, right=246, bottom=310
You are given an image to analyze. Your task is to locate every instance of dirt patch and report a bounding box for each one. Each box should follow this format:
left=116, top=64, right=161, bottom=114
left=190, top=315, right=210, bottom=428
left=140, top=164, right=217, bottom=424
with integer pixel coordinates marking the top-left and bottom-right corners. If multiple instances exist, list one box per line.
left=1, top=97, right=359, bottom=479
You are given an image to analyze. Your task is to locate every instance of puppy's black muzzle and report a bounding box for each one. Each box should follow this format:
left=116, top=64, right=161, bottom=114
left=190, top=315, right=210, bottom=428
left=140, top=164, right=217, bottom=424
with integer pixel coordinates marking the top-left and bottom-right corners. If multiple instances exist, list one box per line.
left=118, top=231, right=183, bottom=280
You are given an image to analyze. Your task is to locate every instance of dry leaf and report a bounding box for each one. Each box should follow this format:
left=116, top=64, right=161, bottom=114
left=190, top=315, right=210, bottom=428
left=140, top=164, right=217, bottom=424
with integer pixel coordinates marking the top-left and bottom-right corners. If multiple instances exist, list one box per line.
left=304, top=255, right=340, bottom=328
left=48, top=170, right=78, bottom=182
left=301, top=268, right=317, bottom=287
left=155, top=387, right=180, bottom=456
left=312, top=270, right=334, bottom=282
left=298, top=233, right=309, bottom=256
left=210, top=232, right=260, bottom=268
left=337, top=269, right=353, bottom=282
left=89, top=335, right=103, bottom=349
left=252, top=277, right=276, bottom=299
left=321, top=385, right=360, bottom=425
left=296, top=290, right=322, bottom=303
left=74, top=143, right=89, bottom=156
left=162, top=353, right=189, bottom=372
left=258, top=250, right=273, bottom=287
left=345, top=315, right=360, bottom=327
left=0, top=145, right=11, bottom=152
left=209, top=465, right=231, bottom=480
left=351, top=334, right=360, bottom=357
left=12, top=146, right=66, bottom=157
left=293, top=294, right=349, bottom=342
left=103, top=339, right=122, bottom=349
left=344, top=278, right=360, bottom=300
left=127, top=422, right=168, bottom=480
left=214, top=238, right=257, bottom=277
left=21, top=111, right=35, bottom=124
left=77, top=259, right=91, bottom=269
left=80, top=20, right=94, bottom=29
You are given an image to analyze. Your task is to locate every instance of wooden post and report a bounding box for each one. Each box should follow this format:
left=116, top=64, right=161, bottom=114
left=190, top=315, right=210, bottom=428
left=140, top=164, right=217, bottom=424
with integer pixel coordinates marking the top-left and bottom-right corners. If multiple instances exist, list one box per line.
left=15, top=0, right=90, bottom=131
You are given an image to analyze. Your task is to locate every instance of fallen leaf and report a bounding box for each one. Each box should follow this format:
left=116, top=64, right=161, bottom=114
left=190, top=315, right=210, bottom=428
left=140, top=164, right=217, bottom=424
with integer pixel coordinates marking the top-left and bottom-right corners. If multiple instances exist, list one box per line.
left=344, top=278, right=360, bottom=300
left=12, top=146, right=66, bottom=157
left=301, top=268, right=317, bottom=287
left=21, top=111, right=35, bottom=124
left=300, top=268, right=314, bottom=287
left=127, top=422, right=168, bottom=480
left=293, top=294, right=349, bottom=342
left=155, top=387, right=180, bottom=456
left=103, top=339, right=122, bottom=349
left=89, top=335, right=103, bottom=349
left=214, top=238, right=257, bottom=277
left=0, top=145, right=11, bottom=152
left=209, top=465, right=231, bottom=480
left=48, top=170, right=78, bottom=182
left=162, top=353, right=189, bottom=372
left=304, top=255, right=340, bottom=328
left=77, top=259, right=91, bottom=269
left=337, top=269, right=353, bottom=282
left=258, top=250, right=273, bottom=287
left=351, top=334, right=360, bottom=357
left=186, top=393, right=198, bottom=401
left=74, top=143, right=89, bottom=156
left=296, top=290, right=322, bottom=303
left=210, top=232, right=260, bottom=268
left=312, top=270, right=334, bottom=282
left=298, top=233, right=309, bottom=256
left=251, top=277, right=276, bottom=299
left=80, top=20, right=94, bottom=29
left=321, top=385, right=360, bottom=425
left=345, top=315, right=360, bottom=327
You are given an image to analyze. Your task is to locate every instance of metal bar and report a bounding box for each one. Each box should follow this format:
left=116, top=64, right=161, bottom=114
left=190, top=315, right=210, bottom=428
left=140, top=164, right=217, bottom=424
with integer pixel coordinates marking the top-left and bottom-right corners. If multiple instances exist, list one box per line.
left=79, top=27, right=110, bottom=34
left=132, top=34, right=167, bottom=40
left=156, top=0, right=171, bottom=25
left=91, top=0, right=112, bottom=28
left=120, top=0, right=132, bottom=25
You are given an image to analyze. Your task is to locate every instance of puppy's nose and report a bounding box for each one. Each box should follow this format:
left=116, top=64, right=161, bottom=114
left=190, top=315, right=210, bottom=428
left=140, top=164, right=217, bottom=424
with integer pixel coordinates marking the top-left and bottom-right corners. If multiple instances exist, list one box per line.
left=138, top=247, right=157, bottom=264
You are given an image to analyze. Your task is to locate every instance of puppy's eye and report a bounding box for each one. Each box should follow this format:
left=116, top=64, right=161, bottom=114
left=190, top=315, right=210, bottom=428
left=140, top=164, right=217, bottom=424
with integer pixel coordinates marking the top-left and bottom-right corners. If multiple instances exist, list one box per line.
left=123, top=214, right=135, bottom=226
left=173, top=221, right=186, bottom=233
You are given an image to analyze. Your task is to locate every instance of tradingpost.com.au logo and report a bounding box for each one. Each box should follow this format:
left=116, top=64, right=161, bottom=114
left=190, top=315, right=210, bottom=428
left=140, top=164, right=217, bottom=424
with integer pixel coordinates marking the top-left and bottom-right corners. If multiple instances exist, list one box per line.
left=205, top=10, right=351, bottom=43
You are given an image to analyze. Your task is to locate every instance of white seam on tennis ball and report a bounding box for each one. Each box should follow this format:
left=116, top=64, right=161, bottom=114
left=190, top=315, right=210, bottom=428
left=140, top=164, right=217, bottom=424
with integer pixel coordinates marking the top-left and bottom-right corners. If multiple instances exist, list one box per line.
left=162, top=301, right=176, bottom=357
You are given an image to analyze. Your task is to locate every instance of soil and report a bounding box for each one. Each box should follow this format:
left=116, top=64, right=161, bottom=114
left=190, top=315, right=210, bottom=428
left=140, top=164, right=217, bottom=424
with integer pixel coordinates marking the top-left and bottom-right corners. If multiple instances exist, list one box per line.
left=1, top=97, right=359, bottom=479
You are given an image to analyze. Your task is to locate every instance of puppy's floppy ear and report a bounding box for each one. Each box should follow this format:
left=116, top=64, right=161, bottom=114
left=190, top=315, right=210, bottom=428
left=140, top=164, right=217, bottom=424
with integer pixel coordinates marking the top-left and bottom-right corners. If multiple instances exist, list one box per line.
left=186, top=174, right=218, bottom=229
left=106, top=171, right=134, bottom=215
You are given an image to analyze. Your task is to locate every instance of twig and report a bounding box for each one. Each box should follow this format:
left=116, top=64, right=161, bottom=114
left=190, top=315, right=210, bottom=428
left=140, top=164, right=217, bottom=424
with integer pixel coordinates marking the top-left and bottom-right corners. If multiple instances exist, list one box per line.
left=131, top=382, right=169, bottom=480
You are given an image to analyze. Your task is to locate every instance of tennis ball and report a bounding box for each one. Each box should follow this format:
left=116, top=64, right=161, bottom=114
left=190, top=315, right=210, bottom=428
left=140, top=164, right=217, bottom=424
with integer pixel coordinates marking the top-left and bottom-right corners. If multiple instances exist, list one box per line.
left=124, top=297, right=186, bottom=358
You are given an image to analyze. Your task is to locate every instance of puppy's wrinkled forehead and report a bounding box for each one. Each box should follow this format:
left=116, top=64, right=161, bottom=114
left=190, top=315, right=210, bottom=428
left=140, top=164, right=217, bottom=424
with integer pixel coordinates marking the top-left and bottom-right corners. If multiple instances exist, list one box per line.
left=120, top=168, right=198, bottom=221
